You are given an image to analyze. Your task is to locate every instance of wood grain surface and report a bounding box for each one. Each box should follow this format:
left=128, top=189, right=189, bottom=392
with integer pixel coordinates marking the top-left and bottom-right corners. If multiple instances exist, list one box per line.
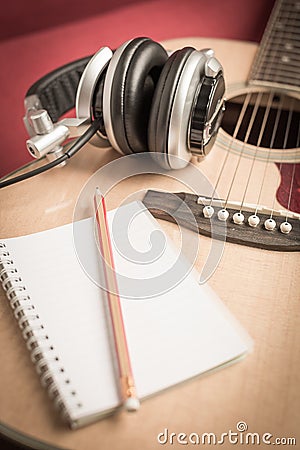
left=0, top=37, right=299, bottom=450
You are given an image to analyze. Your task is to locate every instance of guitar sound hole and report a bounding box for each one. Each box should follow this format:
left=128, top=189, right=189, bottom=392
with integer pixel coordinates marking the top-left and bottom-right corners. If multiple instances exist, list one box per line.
left=221, top=91, right=300, bottom=150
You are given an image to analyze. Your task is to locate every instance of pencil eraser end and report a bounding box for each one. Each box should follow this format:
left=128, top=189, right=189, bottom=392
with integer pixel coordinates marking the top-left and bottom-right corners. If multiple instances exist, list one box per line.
left=124, top=397, right=140, bottom=412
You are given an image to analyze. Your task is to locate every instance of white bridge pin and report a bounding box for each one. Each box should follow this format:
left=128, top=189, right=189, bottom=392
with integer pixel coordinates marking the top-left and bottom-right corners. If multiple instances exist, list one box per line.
left=280, top=221, right=292, bottom=234
left=233, top=212, right=245, bottom=224
left=248, top=215, right=260, bottom=227
left=264, top=218, right=276, bottom=231
left=203, top=205, right=214, bottom=218
left=218, top=209, right=229, bottom=221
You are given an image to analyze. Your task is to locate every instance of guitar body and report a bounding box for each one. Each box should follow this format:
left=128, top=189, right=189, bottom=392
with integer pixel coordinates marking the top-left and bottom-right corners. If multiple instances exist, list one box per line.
left=0, top=37, right=299, bottom=449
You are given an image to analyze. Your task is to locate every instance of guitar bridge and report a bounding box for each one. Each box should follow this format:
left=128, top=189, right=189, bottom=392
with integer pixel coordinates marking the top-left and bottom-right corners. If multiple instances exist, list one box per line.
left=143, top=190, right=300, bottom=252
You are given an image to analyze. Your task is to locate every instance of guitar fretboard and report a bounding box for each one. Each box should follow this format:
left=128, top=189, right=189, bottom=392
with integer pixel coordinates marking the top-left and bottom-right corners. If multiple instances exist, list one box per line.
left=249, top=0, right=300, bottom=91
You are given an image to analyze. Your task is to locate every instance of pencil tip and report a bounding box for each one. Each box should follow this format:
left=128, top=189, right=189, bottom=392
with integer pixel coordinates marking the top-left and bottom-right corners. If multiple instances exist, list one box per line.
left=124, top=397, right=140, bottom=412
left=95, top=187, right=103, bottom=197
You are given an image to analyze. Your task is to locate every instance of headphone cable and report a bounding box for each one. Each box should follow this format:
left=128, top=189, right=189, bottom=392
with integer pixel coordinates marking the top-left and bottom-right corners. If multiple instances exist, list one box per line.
left=0, top=117, right=102, bottom=189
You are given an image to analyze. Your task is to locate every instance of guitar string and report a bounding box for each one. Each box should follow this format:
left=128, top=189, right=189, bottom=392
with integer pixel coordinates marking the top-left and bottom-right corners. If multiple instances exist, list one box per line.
left=224, top=92, right=263, bottom=209
left=238, top=91, right=276, bottom=213
left=285, top=120, right=300, bottom=219
left=266, top=1, right=298, bottom=219
left=213, top=0, right=298, bottom=217
left=269, top=96, right=295, bottom=219
left=267, top=36, right=300, bottom=43
left=260, top=52, right=300, bottom=62
left=258, top=0, right=284, bottom=81
left=247, top=1, right=298, bottom=220
left=254, top=93, right=285, bottom=216
left=263, top=48, right=300, bottom=58
left=282, top=7, right=300, bottom=219
left=260, top=65, right=300, bottom=75
left=258, top=0, right=299, bottom=82
left=232, top=0, right=283, bottom=217
left=208, top=92, right=252, bottom=206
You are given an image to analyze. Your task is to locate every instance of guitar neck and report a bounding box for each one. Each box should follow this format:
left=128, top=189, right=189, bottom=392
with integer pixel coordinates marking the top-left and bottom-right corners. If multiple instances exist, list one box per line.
left=248, top=0, right=300, bottom=92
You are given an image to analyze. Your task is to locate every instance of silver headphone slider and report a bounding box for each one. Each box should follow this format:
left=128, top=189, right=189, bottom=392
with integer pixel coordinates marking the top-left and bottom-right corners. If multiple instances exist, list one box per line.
left=26, top=123, right=70, bottom=159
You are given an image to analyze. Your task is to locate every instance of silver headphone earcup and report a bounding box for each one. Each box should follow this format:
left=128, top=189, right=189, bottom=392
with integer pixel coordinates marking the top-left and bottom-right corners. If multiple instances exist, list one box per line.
left=102, top=40, right=131, bottom=155
left=167, top=50, right=209, bottom=169
left=75, top=46, right=113, bottom=147
left=148, top=48, right=208, bottom=170
left=102, top=38, right=168, bottom=156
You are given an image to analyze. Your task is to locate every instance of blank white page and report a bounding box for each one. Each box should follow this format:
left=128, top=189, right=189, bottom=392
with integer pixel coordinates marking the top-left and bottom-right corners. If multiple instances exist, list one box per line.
left=2, top=201, right=250, bottom=427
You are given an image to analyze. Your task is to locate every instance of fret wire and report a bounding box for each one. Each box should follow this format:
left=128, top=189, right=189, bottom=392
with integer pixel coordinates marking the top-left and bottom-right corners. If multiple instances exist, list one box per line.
left=258, top=49, right=300, bottom=59
left=253, top=73, right=299, bottom=82
left=280, top=0, right=300, bottom=5
left=277, top=4, right=300, bottom=13
left=263, top=35, right=300, bottom=43
left=257, top=75, right=300, bottom=84
left=256, top=63, right=300, bottom=74
left=263, top=50, right=300, bottom=58
left=255, top=53, right=300, bottom=65
left=279, top=0, right=300, bottom=4
left=259, top=36, right=300, bottom=48
left=251, top=2, right=286, bottom=80
left=264, top=43, right=300, bottom=50
left=282, top=0, right=300, bottom=4
left=257, top=55, right=300, bottom=72
left=259, top=33, right=300, bottom=50
left=277, top=9, right=300, bottom=14
left=249, top=0, right=300, bottom=81
left=263, top=3, right=292, bottom=82
left=256, top=64, right=300, bottom=74
left=271, top=24, right=300, bottom=32
left=275, top=13, right=300, bottom=20
left=260, top=24, right=299, bottom=42
left=257, top=58, right=300, bottom=68
left=259, top=49, right=300, bottom=61
left=249, top=0, right=282, bottom=80
left=250, top=80, right=300, bottom=92
left=261, top=41, right=300, bottom=49
left=276, top=10, right=299, bottom=18
left=278, top=0, right=300, bottom=5
left=253, top=3, right=300, bottom=84
left=262, top=32, right=300, bottom=44
left=256, top=61, right=300, bottom=73
left=252, top=55, right=300, bottom=76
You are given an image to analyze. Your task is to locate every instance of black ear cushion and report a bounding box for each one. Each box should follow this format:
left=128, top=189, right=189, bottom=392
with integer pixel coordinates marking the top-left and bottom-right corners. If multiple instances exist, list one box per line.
left=148, top=47, right=194, bottom=161
left=110, top=37, right=168, bottom=154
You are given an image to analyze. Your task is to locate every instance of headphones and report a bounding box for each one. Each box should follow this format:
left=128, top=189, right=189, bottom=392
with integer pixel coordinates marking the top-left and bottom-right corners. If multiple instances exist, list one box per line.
left=1, top=37, right=225, bottom=188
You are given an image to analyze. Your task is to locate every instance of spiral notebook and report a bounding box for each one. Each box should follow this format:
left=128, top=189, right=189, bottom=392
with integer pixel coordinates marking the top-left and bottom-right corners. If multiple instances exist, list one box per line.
left=0, top=201, right=250, bottom=428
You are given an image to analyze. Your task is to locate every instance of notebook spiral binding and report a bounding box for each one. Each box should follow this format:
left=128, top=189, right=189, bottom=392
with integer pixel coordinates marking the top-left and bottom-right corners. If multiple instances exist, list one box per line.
left=0, top=242, right=83, bottom=427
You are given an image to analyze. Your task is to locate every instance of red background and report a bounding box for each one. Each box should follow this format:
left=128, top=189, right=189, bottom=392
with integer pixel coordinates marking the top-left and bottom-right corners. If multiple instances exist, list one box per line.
left=0, top=0, right=275, bottom=177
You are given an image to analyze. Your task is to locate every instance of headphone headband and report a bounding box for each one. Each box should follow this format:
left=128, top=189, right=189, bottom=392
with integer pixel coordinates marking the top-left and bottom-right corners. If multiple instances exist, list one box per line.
left=25, top=56, right=92, bottom=123
left=20, top=39, right=225, bottom=180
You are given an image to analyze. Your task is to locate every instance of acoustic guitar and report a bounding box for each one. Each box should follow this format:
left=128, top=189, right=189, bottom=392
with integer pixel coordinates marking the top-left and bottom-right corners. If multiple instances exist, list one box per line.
left=145, top=0, right=300, bottom=252
left=0, top=0, right=299, bottom=448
